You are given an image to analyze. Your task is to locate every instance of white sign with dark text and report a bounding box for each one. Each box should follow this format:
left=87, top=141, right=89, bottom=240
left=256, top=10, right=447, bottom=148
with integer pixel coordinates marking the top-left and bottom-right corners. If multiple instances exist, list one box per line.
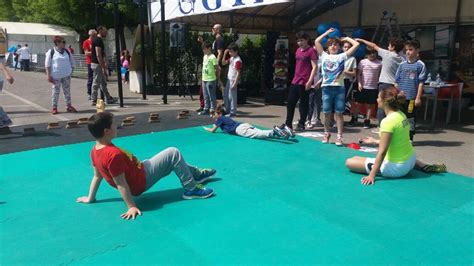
left=151, top=0, right=292, bottom=23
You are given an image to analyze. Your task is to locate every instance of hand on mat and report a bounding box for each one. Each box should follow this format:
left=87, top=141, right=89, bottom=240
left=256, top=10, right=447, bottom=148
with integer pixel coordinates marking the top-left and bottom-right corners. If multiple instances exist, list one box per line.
left=76, top=196, right=95, bottom=203
left=361, top=176, right=375, bottom=185
left=121, top=207, right=142, bottom=220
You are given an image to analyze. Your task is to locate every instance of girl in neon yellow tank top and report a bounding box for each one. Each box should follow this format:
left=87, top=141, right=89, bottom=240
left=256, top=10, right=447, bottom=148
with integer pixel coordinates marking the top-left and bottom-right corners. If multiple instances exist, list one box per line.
left=346, top=87, right=447, bottom=185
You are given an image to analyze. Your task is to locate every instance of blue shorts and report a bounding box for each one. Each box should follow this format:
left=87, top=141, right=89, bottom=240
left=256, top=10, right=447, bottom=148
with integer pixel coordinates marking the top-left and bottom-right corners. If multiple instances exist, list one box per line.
left=322, top=86, right=346, bottom=113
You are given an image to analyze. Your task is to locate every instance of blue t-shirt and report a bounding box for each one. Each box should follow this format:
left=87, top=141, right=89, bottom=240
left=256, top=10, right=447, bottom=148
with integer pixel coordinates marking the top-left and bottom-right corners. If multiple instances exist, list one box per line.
left=215, top=116, right=240, bottom=134
left=395, top=59, right=426, bottom=100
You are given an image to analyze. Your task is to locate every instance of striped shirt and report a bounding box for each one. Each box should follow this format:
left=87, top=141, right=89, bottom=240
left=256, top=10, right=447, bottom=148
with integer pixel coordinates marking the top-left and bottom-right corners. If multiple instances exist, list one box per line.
left=395, top=59, right=426, bottom=100
left=358, top=58, right=382, bottom=90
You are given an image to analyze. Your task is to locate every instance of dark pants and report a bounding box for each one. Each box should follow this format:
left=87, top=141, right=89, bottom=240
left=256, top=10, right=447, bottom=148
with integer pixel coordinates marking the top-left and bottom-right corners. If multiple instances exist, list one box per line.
left=401, top=100, right=417, bottom=141
left=286, top=84, right=309, bottom=128
left=14, top=57, right=19, bottom=70
left=377, top=82, right=395, bottom=124
left=199, top=81, right=204, bottom=108
left=20, top=59, right=30, bottom=71
left=87, top=64, right=93, bottom=96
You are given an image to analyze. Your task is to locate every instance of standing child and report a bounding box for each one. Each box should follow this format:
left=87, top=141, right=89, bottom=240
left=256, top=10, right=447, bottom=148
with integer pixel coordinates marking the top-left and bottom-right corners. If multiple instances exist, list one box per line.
left=395, top=39, right=426, bottom=141
left=221, top=43, right=242, bottom=117
left=204, top=104, right=293, bottom=139
left=199, top=42, right=218, bottom=115
left=355, top=37, right=404, bottom=128
left=350, top=49, right=382, bottom=128
left=342, top=40, right=357, bottom=114
left=314, top=28, right=360, bottom=146
left=285, top=31, right=318, bottom=132
left=77, top=112, right=216, bottom=220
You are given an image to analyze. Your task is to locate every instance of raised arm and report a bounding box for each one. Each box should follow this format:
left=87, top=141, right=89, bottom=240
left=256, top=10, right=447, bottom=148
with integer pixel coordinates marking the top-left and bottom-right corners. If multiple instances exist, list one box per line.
left=355, top=38, right=380, bottom=51
left=76, top=167, right=103, bottom=203
left=113, top=173, right=141, bottom=220
left=341, top=37, right=360, bottom=57
left=314, top=28, right=336, bottom=55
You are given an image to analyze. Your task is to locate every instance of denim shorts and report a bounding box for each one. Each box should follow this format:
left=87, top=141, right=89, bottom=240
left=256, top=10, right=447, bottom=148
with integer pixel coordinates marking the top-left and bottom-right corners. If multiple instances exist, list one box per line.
left=322, top=86, right=346, bottom=113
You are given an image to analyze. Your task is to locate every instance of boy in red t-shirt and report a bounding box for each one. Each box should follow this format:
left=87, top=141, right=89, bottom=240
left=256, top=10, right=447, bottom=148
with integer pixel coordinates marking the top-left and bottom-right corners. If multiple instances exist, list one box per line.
left=77, top=112, right=215, bottom=220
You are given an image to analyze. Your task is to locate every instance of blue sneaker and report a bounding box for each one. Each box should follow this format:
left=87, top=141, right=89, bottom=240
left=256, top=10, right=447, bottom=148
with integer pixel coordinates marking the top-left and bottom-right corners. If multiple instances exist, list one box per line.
left=182, top=184, right=214, bottom=199
left=194, top=168, right=216, bottom=184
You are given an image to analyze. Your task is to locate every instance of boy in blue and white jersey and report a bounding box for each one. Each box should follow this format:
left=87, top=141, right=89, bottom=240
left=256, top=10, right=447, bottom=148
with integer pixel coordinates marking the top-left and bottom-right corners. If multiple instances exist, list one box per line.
left=395, top=39, right=426, bottom=141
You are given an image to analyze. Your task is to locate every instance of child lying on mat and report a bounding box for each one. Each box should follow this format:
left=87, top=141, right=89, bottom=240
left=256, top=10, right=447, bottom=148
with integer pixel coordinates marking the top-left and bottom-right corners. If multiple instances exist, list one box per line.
left=203, top=104, right=294, bottom=139
left=345, top=87, right=447, bottom=185
left=77, top=112, right=216, bottom=220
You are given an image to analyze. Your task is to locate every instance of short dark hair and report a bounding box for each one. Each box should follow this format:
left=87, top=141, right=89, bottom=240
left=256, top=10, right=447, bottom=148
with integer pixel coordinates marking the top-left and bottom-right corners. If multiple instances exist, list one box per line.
left=215, top=103, right=225, bottom=114
left=404, top=39, right=420, bottom=49
left=96, top=25, right=107, bottom=32
left=389, top=38, right=404, bottom=53
left=53, top=36, right=64, bottom=45
left=227, top=42, right=239, bottom=52
left=296, top=31, right=309, bottom=41
left=202, top=41, right=212, bottom=50
left=366, top=48, right=378, bottom=55
left=88, top=112, right=114, bottom=139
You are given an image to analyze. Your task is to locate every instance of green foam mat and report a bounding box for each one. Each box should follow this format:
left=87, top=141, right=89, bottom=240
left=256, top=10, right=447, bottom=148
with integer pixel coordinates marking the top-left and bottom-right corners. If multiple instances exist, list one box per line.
left=1, top=127, right=473, bottom=264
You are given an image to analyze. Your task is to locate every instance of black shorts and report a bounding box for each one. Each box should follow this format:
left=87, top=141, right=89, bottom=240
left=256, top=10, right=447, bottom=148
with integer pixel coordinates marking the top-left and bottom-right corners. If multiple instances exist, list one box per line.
left=355, top=88, right=378, bottom=104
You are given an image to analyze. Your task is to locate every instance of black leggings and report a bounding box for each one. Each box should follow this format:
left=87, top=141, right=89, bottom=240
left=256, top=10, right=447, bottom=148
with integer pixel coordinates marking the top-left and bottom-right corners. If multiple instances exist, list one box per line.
left=285, top=84, right=309, bottom=128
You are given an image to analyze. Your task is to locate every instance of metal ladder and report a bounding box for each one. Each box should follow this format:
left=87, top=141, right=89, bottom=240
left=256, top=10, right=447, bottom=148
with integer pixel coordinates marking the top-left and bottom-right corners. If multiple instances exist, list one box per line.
left=372, top=11, right=402, bottom=44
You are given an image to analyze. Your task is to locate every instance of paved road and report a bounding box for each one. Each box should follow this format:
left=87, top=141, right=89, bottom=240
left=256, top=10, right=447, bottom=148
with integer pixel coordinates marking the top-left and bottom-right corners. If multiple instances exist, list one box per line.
left=1, top=70, right=473, bottom=177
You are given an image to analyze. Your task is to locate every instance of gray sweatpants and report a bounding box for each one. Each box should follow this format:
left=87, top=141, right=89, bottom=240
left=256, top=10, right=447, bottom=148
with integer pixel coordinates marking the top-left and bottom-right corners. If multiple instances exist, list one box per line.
left=51, top=76, right=72, bottom=108
left=235, top=123, right=273, bottom=139
left=91, top=63, right=112, bottom=102
left=142, top=147, right=200, bottom=191
left=203, top=80, right=217, bottom=111
left=224, top=80, right=238, bottom=115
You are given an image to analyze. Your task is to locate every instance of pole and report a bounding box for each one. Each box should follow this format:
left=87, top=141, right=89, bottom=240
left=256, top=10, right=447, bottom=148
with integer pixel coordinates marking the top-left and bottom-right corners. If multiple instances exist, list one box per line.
left=140, top=0, right=147, bottom=100
left=147, top=0, right=155, bottom=96
left=113, top=0, right=124, bottom=107
left=448, top=0, right=462, bottom=80
left=160, top=0, right=168, bottom=104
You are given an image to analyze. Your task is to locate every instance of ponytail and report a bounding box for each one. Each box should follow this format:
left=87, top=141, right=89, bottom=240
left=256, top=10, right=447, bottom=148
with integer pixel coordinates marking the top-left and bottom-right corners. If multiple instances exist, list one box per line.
left=380, top=87, right=405, bottom=111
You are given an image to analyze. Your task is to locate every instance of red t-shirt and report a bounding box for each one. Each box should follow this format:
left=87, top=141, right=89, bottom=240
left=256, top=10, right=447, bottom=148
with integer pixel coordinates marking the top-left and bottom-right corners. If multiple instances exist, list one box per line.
left=82, top=39, right=92, bottom=65
left=91, top=144, right=146, bottom=196
left=292, top=46, right=318, bottom=86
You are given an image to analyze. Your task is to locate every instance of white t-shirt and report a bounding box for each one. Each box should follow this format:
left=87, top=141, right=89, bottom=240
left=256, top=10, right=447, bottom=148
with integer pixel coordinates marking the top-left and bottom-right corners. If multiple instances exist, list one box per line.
left=18, top=47, right=31, bottom=60
left=343, top=56, right=357, bottom=81
left=378, top=48, right=404, bottom=84
left=320, top=52, right=348, bottom=87
left=45, top=48, right=75, bottom=80
left=227, top=56, right=242, bottom=82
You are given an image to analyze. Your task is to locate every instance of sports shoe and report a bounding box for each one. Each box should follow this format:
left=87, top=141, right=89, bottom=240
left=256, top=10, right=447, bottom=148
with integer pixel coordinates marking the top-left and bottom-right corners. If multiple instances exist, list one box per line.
left=194, top=168, right=216, bottom=184
left=195, top=107, right=204, bottom=112
left=335, top=134, right=344, bottom=147
left=313, top=120, right=323, bottom=127
left=273, top=125, right=289, bottom=139
left=421, top=164, right=447, bottom=173
left=106, top=97, right=117, bottom=104
left=182, top=184, right=214, bottom=199
left=66, top=105, right=77, bottom=113
left=305, top=121, right=315, bottom=130
left=281, top=124, right=295, bottom=138
left=198, top=110, right=210, bottom=116
left=363, top=119, right=371, bottom=129
left=322, top=132, right=331, bottom=143
left=295, top=124, right=305, bottom=132
left=348, top=116, right=357, bottom=127
left=51, top=107, right=58, bottom=115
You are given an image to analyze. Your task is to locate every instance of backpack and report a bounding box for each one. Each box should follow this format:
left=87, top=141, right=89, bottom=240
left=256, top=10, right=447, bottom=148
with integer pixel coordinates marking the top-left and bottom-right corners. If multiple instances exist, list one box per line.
left=49, top=48, right=70, bottom=60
